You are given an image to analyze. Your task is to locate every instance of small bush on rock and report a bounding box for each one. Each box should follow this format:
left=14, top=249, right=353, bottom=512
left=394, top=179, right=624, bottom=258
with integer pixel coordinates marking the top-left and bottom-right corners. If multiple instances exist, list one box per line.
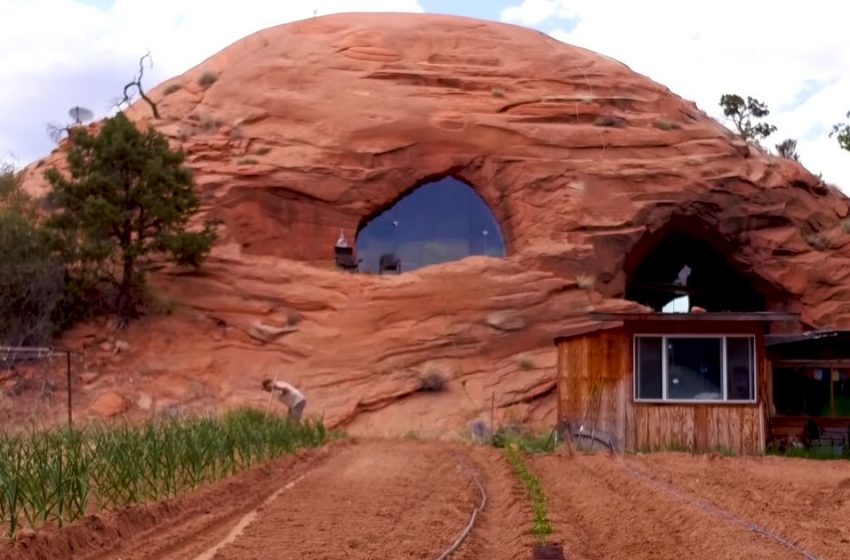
left=198, top=71, right=218, bottom=89
left=418, top=370, right=446, bottom=392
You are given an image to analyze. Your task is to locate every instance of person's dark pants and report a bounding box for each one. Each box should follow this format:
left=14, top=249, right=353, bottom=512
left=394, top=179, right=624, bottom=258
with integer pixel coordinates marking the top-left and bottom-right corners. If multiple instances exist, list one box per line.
left=290, top=400, right=306, bottom=420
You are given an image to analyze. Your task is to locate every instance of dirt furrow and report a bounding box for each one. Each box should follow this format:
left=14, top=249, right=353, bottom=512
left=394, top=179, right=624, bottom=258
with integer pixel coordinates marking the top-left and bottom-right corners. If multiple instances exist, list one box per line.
left=639, top=453, right=850, bottom=560
left=208, top=439, right=478, bottom=560
left=530, top=453, right=801, bottom=560
left=450, top=444, right=535, bottom=560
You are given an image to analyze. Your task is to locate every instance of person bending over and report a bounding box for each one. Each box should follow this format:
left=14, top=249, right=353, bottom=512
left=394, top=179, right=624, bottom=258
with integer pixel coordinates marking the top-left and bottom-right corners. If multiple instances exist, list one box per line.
left=262, top=379, right=306, bottom=420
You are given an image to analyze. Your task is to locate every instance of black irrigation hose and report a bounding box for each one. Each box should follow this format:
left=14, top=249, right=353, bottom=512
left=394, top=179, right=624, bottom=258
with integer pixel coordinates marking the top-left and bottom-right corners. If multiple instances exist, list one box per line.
left=434, top=454, right=487, bottom=560
left=613, top=455, right=822, bottom=560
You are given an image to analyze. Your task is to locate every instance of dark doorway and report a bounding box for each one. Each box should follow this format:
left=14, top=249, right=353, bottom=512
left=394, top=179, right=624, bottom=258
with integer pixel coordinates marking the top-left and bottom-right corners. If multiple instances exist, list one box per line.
left=355, top=177, right=505, bottom=274
left=625, top=231, right=765, bottom=312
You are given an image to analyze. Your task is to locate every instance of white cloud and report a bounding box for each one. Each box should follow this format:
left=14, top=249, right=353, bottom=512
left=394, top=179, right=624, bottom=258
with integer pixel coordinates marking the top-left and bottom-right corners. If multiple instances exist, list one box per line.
left=4, top=0, right=849, bottom=193
left=0, top=0, right=423, bottom=165
left=504, top=0, right=850, bottom=191
left=499, top=0, right=559, bottom=26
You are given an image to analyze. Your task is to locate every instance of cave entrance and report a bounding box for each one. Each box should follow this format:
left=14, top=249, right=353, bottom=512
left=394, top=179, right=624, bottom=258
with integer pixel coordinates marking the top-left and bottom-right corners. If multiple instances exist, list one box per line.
left=624, top=222, right=766, bottom=313
left=355, top=177, right=506, bottom=274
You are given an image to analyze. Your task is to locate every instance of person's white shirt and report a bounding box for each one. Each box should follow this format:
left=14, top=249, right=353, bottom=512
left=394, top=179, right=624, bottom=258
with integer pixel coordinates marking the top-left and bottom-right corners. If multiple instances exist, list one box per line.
left=272, top=380, right=305, bottom=408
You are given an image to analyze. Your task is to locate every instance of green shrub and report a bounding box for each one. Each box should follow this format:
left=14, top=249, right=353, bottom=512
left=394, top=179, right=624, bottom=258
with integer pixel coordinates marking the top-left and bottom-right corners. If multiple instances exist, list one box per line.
left=418, top=370, right=446, bottom=392
left=653, top=118, right=681, bottom=131
left=198, top=71, right=218, bottom=89
left=491, top=427, right=556, bottom=454
left=767, top=445, right=849, bottom=461
left=0, top=162, right=18, bottom=198
left=0, top=165, right=66, bottom=345
left=163, top=84, right=182, bottom=96
left=199, top=114, right=222, bottom=132
left=518, top=355, right=535, bottom=371
left=594, top=115, right=625, bottom=128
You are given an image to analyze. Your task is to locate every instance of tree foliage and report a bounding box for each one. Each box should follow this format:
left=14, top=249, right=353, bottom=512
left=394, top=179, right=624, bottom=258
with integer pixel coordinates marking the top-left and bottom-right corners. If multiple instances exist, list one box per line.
left=0, top=164, right=65, bottom=346
left=719, top=94, right=777, bottom=143
left=831, top=111, right=850, bottom=152
left=775, top=138, right=800, bottom=161
left=44, top=112, right=215, bottom=318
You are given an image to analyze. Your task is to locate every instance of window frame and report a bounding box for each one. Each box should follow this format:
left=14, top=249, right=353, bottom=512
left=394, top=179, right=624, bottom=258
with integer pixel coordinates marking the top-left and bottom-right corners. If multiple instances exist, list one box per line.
left=633, top=333, right=757, bottom=404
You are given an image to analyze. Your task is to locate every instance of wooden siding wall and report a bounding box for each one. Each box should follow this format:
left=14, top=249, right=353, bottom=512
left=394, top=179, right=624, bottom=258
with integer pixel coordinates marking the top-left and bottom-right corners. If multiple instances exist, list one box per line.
left=557, top=324, right=768, bottom=454
left=557, top=328, right=634, bottom=451
left=634, top=405, right=765, bottom=454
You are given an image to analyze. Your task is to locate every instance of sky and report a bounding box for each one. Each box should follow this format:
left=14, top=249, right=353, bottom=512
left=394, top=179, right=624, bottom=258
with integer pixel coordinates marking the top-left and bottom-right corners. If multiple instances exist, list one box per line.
left=1, top=0, right=848, bottom=191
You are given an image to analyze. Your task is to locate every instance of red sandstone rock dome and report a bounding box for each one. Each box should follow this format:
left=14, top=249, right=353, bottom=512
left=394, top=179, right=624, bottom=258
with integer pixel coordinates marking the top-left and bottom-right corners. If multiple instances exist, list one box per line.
left=19, top=13, right=850, bottom=434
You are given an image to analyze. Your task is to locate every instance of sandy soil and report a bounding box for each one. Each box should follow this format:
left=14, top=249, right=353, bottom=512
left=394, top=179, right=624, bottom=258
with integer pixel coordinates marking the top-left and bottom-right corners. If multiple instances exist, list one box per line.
left=451, top=444, right=535, bottom=560
left=638, top=453, right=850, bottom=560
left=531, top=451, right=848, bottom=560
left=3, top=441, right=847, bottom=560
left=207, top=439, right=479, bottom=560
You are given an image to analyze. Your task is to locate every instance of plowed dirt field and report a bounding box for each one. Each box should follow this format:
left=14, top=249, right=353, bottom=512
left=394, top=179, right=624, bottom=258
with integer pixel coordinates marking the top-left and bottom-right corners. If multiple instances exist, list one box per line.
left=2, top=440, right=847, bottom=560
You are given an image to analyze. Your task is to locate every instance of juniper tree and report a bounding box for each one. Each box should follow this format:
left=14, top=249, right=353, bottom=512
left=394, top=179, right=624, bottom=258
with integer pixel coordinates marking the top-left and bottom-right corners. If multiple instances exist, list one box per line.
left=0, top=163, right=64, bottom=345
left=44, top=112, right=215, bottom=319
left=831, top=111, right=850, bottom=152
left=775, top=138, right=800, bottom=161
left=719, top=94, right=777, bottom=143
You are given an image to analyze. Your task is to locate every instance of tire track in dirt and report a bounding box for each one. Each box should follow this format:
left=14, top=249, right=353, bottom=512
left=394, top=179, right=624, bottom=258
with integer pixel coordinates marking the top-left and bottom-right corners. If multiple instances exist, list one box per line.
left=208, top=439, right=479, bottom=560
left=530, top=453, right=801, bottom=560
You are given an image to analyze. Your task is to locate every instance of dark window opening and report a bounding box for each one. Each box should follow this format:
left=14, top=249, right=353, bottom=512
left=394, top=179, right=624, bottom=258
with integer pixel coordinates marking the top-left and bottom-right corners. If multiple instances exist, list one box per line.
left=636, top=337, right=663, bottom=399
left=727, top=337, right=756, bottom=400
left=355, top=177, right=505, bottom=274
left=625, top=232, right=766, bottom=312
left=774, top=368, right=850, bottom=417
left=667, top=337, right=722, bottom=400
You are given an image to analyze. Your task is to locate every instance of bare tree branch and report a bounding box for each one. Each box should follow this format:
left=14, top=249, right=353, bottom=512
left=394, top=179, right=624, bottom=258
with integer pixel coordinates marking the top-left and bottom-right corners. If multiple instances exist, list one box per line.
left=46, top=122, right=71, bottom=144
left=115, top=51, right=160, bottom=119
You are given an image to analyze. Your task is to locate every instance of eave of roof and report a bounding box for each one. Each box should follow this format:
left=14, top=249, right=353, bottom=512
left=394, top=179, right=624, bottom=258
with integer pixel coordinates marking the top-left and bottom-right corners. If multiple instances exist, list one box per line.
left=588, top=311, right=800, bottom=322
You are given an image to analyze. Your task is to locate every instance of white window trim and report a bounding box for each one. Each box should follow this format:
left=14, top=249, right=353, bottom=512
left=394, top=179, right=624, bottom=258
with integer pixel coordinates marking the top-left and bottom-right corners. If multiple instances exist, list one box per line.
left=633, top=333, right=757, bottom=404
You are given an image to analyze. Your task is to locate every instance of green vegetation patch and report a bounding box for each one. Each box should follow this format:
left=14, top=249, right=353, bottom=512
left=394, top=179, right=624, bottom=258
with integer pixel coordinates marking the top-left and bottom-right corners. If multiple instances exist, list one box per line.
left=0, top=408, right=329, bottom=538
left=504, top=444, right=553, bottom=544
left=492, top=427, right=556, bottom=454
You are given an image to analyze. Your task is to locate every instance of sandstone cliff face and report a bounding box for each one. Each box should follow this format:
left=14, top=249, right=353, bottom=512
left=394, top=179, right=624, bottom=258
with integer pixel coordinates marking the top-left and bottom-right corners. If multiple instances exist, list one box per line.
left=16, top=13, right=850, bottom=435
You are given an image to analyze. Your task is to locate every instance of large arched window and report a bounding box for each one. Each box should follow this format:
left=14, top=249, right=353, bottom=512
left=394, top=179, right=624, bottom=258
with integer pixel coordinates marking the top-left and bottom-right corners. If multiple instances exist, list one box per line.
left=356, top=177, right=505, bottom=274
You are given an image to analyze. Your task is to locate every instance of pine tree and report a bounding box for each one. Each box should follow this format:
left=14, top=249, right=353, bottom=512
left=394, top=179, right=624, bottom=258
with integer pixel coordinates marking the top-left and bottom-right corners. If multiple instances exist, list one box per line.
left=719, top=94, right=777, bottom=143
left=44, top=112, right=215, bottom=318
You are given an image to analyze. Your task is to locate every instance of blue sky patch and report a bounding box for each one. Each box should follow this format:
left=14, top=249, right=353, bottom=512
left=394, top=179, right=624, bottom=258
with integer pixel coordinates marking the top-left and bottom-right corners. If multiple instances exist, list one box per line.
left=782, top=79, right=830, bottom=113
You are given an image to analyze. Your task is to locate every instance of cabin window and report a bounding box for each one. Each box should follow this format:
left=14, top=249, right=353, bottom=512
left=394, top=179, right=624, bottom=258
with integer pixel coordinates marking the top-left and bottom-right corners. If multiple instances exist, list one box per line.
left=634, top=335, right=756, bottom=402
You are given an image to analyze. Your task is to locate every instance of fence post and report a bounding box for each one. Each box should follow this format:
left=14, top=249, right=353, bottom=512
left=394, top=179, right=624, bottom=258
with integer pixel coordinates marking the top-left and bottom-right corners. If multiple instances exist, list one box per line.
left=66, top=351, right=72, bottom=427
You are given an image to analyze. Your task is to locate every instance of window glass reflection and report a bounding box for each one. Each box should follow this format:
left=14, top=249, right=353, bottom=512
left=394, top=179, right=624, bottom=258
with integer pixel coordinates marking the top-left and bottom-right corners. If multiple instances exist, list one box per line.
left=356, top=177, right=505, bottom=273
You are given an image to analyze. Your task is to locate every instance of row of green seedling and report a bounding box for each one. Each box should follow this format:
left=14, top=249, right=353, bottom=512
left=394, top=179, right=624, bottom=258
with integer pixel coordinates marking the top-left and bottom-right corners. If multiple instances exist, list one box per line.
left=0, top=407, right=328, bottom=539
left=504, top=444, right=554, bottom=545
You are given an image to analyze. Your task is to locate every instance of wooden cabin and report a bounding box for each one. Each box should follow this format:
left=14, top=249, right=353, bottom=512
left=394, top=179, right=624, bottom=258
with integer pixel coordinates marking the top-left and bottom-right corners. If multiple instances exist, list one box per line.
left=554, top=311, right=798, bottom=454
